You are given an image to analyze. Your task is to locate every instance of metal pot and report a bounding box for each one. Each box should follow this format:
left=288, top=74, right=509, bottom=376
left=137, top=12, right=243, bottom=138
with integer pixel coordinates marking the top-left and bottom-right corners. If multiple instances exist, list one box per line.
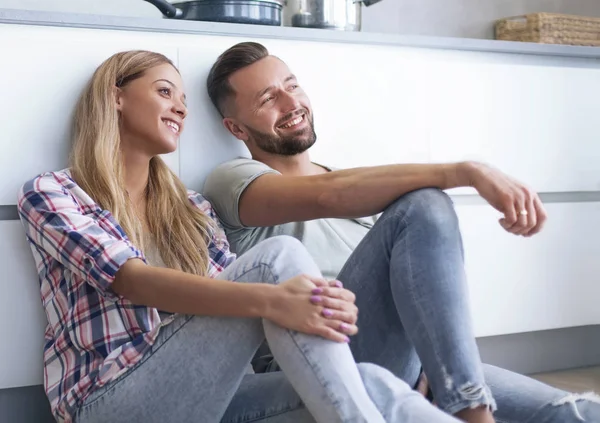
left=290, top=0, right=382, bottom=31
left=143, top=0, right=284, bottom=26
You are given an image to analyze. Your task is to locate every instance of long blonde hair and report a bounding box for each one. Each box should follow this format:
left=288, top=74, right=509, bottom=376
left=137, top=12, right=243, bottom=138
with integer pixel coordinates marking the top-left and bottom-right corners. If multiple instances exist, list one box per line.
left=70, top=50, right=213, bottom=275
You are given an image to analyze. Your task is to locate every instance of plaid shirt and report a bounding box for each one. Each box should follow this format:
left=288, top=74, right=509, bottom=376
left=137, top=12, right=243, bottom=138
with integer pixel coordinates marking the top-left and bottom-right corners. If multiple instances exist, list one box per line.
left=17, top=170, right=236, bottom=423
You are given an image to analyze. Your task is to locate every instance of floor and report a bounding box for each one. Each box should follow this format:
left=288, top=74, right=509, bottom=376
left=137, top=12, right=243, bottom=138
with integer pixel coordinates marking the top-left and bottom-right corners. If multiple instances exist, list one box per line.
left=531, top=366, right=600, bottom=393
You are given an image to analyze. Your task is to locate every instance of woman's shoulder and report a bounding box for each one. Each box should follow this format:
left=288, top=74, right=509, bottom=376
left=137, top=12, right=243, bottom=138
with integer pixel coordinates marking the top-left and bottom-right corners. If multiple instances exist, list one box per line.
left=19, top=169, right=75, bottom=201
left=18, top=169, right=96, bottom=212
left=20, top=169, right=73, bottom=192
left=186, top=189, right=224, bottom=224
left=186, top=189, right=213, bottom=213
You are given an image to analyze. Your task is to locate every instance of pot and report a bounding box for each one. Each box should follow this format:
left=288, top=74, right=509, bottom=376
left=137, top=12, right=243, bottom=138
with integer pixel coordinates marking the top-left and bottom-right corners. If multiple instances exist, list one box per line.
left=290, top=0, right=383, bottom=31
left=143, top=0, right=284, bottom=26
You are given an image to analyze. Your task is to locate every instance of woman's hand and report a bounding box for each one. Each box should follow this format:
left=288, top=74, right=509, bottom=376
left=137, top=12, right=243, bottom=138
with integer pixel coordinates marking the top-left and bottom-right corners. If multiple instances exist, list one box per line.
left=310, top=279, right=359, bottom=328
left=266, top=275, right=358, bottom=343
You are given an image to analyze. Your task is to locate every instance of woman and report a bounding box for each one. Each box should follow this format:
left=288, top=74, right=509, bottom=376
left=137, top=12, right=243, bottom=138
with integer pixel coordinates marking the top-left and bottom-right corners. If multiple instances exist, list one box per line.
left=17, top=50, right=459, bottom=423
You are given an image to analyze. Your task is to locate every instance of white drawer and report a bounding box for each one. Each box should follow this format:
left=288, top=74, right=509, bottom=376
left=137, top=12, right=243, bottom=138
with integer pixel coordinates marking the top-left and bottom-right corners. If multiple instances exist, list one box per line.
left=456, top=201, right=600, bottom=337
left=0, top=221, right=46, bottom=389
left=429, top=54, right=600, bottom=194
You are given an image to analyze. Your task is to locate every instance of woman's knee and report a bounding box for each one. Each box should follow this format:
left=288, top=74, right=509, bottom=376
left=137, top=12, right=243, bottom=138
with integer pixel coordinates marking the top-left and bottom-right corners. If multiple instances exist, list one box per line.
left=258, top=235, right=306, bottom=253
left=231, top=235, right=320, bottom=285
left=357, top=362, right=413, bottom=395
left=253, top=235, right=319, bottom=280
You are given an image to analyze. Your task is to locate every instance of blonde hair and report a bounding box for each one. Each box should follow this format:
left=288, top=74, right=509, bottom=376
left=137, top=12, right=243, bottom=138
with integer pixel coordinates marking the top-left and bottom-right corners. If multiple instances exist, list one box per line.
left=70, top=50, right=213, bottom=275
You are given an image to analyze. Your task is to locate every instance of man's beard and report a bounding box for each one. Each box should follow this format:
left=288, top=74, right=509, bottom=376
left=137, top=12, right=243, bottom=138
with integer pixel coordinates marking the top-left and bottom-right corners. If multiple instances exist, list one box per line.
left=247, top=114, right=317, bottom=156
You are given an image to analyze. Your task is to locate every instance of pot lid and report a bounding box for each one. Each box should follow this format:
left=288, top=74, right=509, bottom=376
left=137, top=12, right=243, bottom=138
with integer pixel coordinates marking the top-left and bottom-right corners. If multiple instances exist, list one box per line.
left=362, top=0, right=383, bottom=6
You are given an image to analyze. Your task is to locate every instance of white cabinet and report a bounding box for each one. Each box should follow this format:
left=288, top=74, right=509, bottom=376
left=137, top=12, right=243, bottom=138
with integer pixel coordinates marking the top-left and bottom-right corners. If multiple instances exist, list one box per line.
left=0, top=24, right=179, bottom=205
left=428, top=52, right=600, bottom=194
left=176, top=40, right=252, bottom=192
left=457, top=201, right=600, bottom=337
left=0, top=221, right=45, bottom=389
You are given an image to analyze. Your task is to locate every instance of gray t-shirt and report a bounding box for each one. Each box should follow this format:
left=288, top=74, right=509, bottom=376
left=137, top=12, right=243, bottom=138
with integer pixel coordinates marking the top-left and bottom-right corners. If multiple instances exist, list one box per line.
left=203, top=158, right=375, bottom=280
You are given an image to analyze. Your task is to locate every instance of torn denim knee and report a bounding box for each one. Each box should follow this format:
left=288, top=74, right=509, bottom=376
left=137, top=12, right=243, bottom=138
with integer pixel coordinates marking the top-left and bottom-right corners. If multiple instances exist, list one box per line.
left=437, top=367, right=497, bottom=415
left=551, top=392, right=600, bottom=422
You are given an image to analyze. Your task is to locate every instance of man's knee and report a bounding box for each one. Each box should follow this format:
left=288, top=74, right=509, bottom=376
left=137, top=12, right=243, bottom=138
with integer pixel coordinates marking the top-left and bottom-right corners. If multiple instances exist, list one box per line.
left=386, top=188, right=458, bottom=230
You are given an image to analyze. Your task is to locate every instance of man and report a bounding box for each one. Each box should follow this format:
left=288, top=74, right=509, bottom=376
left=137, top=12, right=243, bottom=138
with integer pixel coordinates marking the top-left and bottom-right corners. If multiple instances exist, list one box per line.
left=203, top=41, right=598, bottom=423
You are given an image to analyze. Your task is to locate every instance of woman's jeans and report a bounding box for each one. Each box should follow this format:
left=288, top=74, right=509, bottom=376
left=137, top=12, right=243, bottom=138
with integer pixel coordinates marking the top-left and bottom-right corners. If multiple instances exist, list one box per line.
left=75, top=236, right=459, bottom=423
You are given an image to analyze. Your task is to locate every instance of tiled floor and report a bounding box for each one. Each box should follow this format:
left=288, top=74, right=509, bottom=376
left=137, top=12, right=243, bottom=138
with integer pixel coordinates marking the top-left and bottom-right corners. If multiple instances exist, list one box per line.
left=531, top=366, right=600, bottom=393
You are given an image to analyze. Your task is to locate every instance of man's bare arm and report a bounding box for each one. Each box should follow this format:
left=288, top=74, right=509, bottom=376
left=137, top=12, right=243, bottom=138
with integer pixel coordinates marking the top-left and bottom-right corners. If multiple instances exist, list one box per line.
left=238, top=161, right=547, bottom=237
left=239, top=162, right=469, bottom=227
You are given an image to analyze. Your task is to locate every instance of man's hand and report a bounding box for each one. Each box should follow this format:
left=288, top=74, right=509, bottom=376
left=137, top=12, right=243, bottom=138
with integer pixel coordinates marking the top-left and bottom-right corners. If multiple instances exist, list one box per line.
left=461, top=162, right=547, bottom=237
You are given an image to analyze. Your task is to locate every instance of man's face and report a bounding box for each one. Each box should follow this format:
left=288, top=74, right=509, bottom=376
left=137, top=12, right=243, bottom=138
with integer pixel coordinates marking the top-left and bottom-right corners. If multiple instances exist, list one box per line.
left=226, top=56, right=316, bottom=156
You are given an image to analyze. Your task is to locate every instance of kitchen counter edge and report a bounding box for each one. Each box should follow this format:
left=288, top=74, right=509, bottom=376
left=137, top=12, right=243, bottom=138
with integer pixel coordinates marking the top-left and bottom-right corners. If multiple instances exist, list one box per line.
left=2, top=7, right=600, bottom=59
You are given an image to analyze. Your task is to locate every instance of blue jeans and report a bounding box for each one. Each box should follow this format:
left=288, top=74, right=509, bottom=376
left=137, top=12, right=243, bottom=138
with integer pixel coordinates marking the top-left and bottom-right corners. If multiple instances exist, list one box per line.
left=75, top=236, right=458, bottom=423
left=338, top=187, right=600, bottom=422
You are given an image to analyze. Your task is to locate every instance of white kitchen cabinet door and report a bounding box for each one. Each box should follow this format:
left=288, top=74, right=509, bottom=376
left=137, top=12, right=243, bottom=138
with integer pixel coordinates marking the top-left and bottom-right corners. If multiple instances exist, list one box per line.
left=0, top=221, right=46, bottom=389
left=427, top=50, right=600, bottom=194
left=0, top=24, right=179, bottom=206
left=456, top=201, right=600, bottom=337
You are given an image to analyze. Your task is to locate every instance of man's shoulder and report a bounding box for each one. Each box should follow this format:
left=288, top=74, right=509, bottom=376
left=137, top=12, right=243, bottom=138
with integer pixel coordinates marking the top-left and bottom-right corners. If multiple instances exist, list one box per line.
left=204, top=157, right=280, bottom=195
left=210, top=157, right=278, bottom=177
left=203, top=158, right=280, bottom=228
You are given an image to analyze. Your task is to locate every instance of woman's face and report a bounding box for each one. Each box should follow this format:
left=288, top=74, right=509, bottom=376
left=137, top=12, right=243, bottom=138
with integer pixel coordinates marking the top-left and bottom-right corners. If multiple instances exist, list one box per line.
left=116, top=63, right=187, bottom=157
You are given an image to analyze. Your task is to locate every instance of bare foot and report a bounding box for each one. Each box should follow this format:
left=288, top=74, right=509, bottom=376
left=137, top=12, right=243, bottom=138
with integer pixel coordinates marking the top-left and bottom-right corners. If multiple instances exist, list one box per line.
left=415, top=373, right=429, bottom=397
left=455, top=406, right=495, bottom=423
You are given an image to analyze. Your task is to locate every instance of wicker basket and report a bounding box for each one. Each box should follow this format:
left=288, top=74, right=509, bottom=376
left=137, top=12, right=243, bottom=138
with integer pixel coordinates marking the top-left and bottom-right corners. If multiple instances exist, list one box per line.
left=495, top=13, right=600, bottom=46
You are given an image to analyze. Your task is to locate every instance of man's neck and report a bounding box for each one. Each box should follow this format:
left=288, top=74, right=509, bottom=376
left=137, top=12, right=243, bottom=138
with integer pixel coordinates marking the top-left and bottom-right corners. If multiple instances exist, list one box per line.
left=253, top=151, right=326, bottom=176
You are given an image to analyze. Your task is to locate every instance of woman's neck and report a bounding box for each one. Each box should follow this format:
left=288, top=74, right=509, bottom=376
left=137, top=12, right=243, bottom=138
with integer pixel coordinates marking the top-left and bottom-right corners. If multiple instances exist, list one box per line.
left=123, top=151, right=151, bottom=207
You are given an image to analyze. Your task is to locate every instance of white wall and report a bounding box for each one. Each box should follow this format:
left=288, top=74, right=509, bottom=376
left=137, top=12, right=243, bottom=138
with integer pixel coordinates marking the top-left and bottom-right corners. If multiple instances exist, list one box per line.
left=2, top=21, right=600, bottom=389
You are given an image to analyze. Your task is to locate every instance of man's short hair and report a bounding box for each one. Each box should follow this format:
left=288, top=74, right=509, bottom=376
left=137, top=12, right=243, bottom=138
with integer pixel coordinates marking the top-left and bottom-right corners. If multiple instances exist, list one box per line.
left=206, top=42, right=270, bottom=117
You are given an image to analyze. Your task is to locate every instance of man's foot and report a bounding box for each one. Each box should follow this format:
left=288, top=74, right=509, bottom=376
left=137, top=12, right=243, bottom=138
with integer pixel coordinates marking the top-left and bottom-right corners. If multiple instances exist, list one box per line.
left=414, top=372, right=435, bottom=404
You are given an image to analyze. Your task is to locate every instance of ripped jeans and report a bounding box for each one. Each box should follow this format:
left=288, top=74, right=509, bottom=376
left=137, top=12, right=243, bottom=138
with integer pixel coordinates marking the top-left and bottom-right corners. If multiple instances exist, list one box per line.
left=335, top=188, right=600, bottom=422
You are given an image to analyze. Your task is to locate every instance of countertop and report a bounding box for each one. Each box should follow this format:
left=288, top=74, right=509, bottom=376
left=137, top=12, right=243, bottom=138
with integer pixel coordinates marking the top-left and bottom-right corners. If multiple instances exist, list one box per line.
left=2, top=7, right=600, bottom=59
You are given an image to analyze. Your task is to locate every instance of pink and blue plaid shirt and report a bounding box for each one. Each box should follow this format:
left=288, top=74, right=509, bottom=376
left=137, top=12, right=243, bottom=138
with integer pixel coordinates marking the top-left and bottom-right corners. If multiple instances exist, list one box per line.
left=17, top=169, right=236, bottom=423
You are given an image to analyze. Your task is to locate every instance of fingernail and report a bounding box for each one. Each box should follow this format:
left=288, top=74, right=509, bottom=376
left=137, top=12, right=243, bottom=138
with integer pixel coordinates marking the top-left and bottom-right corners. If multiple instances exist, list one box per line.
left=340, top=323, right=349, bottom=331
left=310, top=296, right=322, bottom=303
left=322, top=308, right=333, bottom=317
left=344, top=336, right=351, bottom=343
left=312, top=288, right=323, bottom=294
left=334, top=280, right=343, bottom=288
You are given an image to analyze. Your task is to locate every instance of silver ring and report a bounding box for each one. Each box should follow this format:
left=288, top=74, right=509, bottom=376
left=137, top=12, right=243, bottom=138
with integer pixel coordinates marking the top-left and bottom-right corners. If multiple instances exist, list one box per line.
left=519, top=209, right=528, bottom=216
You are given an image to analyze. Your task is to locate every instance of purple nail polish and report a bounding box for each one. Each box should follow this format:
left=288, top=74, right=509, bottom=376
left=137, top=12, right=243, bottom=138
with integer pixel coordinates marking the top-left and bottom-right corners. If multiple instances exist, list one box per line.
left=340, top=323, right=349, bottom=331
left=310, top=296, right=322, bottom=303
left=322, top=308, right=333, bottom=317
left=344, top=336, right=351, bottom=343
left=312, top=288, right=323, bottom=294
left=334, top=280, right=343, bottom=288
